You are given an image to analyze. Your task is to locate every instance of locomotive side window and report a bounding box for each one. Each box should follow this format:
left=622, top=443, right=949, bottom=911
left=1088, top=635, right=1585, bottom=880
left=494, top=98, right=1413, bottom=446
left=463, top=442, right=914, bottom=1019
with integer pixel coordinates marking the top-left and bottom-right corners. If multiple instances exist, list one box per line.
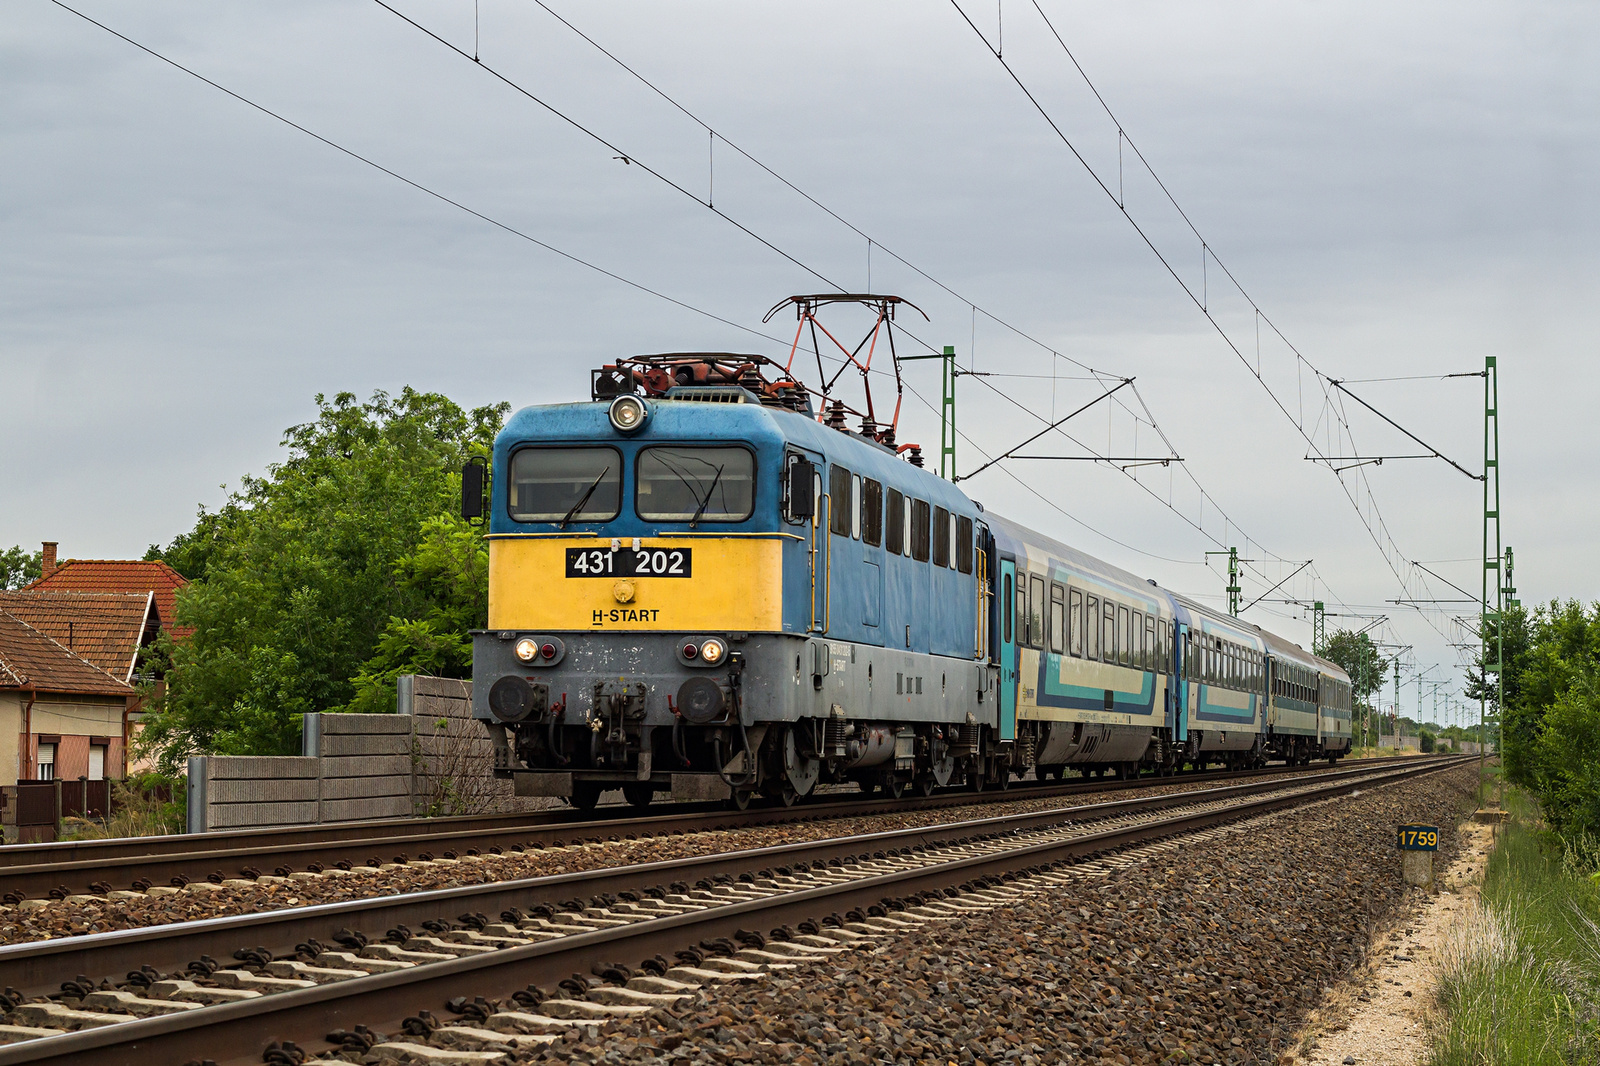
left=636, top=446, right=754, bottom=521
left=949, top=512, right=959, bottom=569
left=911, top=499, right=931, bottom=561
left=885, top=488, right=904, bottom=555
left=1049, top=583, right=1065, bottom=654
left=862, top=478, right=883, bottom=546
left=828, top=465, right=852, bottom=536
left=1069, top=589, right=1084, bottom=657
left=509, top=446, right=622, bottom=523
left=1029, top=575, right=1045, bottom=649
left=851, top=476, right=863, bottom=539
left=1003, top=573, right=1013, bottom=644
left=933, top=506, right=951, bottom=567
left=1085, top=595, right=1100, bottom=660
left=956, top=516, right=974, bottom=573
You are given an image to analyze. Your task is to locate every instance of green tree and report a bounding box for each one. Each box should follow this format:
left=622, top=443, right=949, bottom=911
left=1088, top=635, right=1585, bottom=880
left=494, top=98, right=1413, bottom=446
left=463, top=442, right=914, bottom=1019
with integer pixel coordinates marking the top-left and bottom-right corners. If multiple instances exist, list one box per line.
left=138, top=389, right=507, bottom=769
left=0, top=545, right=42, bottom=590
left=1322, top=629, right=1387, bottom=705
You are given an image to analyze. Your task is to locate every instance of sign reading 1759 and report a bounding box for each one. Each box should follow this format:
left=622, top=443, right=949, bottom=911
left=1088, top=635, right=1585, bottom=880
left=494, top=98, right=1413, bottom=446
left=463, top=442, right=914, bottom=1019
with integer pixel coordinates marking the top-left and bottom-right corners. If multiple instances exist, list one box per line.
left=1395, top=824, right=1438, bottom=851
left=565, top=546, right=694, bottom=578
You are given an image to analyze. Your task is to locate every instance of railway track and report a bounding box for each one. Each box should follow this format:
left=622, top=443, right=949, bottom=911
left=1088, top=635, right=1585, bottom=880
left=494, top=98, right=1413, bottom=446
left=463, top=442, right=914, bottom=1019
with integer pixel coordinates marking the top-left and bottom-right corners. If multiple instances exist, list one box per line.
left=0, top=755, right=1421, bottom=903
left=0, top=756, right=1470, bottom=1065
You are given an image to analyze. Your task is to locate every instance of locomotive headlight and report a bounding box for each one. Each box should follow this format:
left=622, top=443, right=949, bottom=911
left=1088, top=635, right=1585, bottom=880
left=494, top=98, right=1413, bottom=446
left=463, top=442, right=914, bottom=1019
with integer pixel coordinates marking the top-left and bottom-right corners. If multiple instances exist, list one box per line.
left=608, top=394, right=649, bottom=433
left=514, top=637, right=539, bottom=662
left=698, top=637, right=727, bottom=665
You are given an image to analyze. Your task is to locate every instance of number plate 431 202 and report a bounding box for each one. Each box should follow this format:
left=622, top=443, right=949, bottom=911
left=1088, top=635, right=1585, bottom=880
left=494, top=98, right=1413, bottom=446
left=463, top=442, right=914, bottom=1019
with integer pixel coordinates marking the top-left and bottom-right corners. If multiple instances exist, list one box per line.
left=565, top=546, right=693, bottom=578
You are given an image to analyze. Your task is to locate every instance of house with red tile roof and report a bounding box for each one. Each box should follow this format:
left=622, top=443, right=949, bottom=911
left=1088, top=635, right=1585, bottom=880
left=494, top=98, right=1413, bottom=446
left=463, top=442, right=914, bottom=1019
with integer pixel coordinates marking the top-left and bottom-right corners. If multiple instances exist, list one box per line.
left=0, top=610, right=134, bottom=787
left=25, top=542, right=190, bottom=642
left=0, top=590, right=159, bottom=683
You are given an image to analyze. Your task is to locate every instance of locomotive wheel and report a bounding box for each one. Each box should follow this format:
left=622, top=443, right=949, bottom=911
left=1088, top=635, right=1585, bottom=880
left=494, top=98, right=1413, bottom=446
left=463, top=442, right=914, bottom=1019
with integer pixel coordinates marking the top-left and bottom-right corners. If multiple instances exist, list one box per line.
left=917, top=776, right=936, bottom=797
left=622, top=783, right=653, bottom=809
left=993, top=767, right=1010, bottom=791
left=782, top=725, right=821, bottom=798
left=779, top=786, right=800, bottom=807
left=728, top=789, right=755, bottom=811
left=570, top=782, right=602, bottom=811
left=968, top=768, right=985, bottom=792
left=886, top=776, right=907, bottom=800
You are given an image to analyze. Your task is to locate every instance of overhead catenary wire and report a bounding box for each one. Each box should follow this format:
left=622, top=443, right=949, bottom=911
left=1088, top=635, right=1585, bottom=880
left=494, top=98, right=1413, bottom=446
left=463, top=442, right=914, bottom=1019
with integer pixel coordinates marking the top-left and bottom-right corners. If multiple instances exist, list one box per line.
left=948, top=0, right=1461, bottom=646
left=379, top=0, right=1349, bottom=611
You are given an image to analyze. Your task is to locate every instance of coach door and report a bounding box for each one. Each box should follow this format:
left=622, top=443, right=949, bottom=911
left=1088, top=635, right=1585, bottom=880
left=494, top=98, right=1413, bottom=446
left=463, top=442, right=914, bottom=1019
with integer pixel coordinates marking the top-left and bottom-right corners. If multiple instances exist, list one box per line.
left=998, top=558, right=1018, bottom=742
left=1173, top=622, right=1190, bottom=743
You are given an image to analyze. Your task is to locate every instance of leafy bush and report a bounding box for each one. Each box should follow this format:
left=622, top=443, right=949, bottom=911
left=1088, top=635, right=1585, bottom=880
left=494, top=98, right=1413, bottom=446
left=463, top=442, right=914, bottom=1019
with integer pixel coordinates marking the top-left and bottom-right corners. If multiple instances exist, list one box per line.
left=137, top=389, right=507, bottom=770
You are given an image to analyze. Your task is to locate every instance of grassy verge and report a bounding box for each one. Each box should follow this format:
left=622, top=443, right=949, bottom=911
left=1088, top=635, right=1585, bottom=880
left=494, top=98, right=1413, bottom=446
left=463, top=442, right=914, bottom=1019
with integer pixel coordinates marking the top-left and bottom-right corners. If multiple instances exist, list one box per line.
left=1429, top=787, right=1600, bottom=1065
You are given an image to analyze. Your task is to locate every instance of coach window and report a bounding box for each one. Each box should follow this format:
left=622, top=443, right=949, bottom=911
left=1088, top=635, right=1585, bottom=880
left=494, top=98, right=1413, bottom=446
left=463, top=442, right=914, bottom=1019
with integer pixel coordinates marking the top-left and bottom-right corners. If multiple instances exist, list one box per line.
left=509, top=446, right=622, bottom=523
left=1049, top=583, right=1065, bottom=655
left=1069, top=589, right=1084, bottom=657
left=1130, top=610, right=1143, bottom=668
left=885, top=488, right=904, bottom=554
left=956, top=516, right=974, bottom=574
left=1145, top=616, right=1155, bottom=672
left=1104, top=601, right=1118, bottom=665
left=828, top=465, right=852, bottom=535
left=1115, top=605, right=1129, bottom=667
left=933, top=506, right=951, bottom=567
left=1085, top=595, right=1100, bottom=660
left=1003, top=573, right=1013, bottom=645
left=911, top=499, right=931, bottom=561
left=851, top=476, right=863, bottom=539
left=1036, top=573, right=1049, bottom=646
left=862, top=478, right=883, bottom=546
left=1014, top=574, right=1027, bottom=644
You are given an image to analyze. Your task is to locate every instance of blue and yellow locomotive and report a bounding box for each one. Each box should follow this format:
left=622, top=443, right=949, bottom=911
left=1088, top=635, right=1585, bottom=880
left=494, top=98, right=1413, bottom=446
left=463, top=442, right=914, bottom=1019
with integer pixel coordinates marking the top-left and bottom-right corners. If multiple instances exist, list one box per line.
left=468, top=353, right=1351, bottom=809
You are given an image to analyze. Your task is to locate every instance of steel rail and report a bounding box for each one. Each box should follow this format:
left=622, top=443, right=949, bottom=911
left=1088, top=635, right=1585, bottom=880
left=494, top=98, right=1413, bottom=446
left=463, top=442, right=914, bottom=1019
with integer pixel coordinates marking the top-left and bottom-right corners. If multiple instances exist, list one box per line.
left=0, top=756, right=1470, bottom=1066
left=0, top=758, right=1468, bottom=1001
left=0, top=756, right=1415, bottom=901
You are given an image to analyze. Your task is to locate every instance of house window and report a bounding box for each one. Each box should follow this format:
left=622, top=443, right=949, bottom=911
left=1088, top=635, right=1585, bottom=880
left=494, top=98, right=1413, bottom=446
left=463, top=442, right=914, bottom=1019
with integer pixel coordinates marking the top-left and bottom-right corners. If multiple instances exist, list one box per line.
left=36, top=743, right=55, bottom=781
left=89, top=744, right=107, bottom=781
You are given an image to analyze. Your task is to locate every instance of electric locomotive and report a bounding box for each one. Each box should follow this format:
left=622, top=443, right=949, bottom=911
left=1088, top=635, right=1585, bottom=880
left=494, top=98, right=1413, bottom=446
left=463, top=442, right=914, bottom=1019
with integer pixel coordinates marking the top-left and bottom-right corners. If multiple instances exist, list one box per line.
left=467, top=351, right=1351, bottom=809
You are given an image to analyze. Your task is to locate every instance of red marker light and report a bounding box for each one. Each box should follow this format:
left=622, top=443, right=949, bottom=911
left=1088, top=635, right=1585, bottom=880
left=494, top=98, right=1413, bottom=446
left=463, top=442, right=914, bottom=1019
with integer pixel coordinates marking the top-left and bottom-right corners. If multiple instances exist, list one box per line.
left=541, top=643, right=558, bottom=660
left=683, top=643, right=699, bottom=660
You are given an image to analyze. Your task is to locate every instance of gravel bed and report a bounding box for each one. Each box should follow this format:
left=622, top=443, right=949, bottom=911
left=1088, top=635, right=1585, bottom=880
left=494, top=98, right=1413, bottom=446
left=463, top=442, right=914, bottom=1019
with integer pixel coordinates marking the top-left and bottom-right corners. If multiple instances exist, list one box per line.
left=494, top=763, right=1478, bottom=1066
left=0, top=774, right=1307, bottom=947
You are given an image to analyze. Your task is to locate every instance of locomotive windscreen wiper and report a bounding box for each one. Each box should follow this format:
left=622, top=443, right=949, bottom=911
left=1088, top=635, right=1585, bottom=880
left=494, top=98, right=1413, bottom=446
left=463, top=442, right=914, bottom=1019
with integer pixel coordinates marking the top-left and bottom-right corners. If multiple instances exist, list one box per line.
left=687, top=464, right=725, bottom=528
left=559, top=467, right=610, bottom=528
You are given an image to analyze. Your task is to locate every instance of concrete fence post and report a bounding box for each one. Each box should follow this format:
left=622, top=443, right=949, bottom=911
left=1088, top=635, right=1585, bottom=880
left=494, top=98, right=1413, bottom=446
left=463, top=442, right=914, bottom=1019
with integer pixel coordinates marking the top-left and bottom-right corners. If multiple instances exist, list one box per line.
left=186, top=756, right=208, bottom=833
left=303, top=712, right=324, bottom=823
left=397, top=675, right=418, bottom=813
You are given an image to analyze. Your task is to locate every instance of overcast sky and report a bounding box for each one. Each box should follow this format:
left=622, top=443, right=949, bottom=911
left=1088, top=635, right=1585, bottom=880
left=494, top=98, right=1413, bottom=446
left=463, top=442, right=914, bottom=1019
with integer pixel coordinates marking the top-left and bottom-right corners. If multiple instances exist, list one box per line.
left=4, top=1, right=1596, bottom=721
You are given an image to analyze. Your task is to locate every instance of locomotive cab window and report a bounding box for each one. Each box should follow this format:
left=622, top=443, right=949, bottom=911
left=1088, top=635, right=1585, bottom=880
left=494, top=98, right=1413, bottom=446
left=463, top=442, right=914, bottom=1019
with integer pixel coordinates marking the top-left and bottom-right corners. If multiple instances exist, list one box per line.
left=828, top=465, right=852, bottom=536
left=509, top=446, right=622, bottom=523
left=862, top=478, right=883, bottom=546
left=636, top=446, right=754, bottom=522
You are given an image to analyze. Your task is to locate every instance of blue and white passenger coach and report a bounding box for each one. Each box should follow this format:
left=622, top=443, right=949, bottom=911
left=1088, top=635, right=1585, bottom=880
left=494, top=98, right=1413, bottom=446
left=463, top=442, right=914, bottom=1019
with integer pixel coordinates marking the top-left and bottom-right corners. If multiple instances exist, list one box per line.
left=468, top=354, right=1351, bottom=809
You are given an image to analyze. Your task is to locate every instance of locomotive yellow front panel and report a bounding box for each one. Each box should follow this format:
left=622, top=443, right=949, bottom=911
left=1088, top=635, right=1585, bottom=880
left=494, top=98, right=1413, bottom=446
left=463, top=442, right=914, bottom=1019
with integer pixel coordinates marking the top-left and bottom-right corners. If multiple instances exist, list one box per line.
left=487, top=534, right=785, bottom=632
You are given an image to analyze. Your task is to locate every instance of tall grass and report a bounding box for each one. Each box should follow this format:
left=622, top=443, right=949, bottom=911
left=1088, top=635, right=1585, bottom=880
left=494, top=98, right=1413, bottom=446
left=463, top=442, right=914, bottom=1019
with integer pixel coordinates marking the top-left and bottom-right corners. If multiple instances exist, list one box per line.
left=1430, top=790, right=1600, bottom=1065
left=60, top=775, right=185, bottom=839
